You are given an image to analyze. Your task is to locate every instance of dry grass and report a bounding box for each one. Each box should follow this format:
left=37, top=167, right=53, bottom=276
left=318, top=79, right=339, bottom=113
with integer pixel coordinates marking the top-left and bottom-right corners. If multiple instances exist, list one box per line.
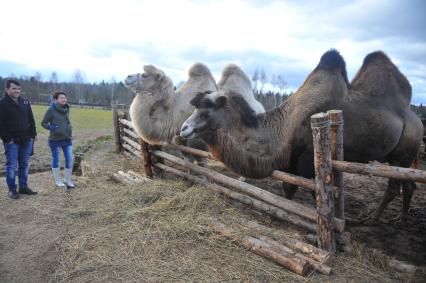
left=10, top=139, right=423, bottom=283
left=43, top=178, right=417, bottom=282
left=45, top=178, right=303, bottom=282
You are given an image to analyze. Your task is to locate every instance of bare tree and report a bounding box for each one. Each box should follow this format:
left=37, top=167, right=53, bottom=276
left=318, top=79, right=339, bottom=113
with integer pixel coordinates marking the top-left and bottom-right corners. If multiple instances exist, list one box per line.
left=50, top=72, right=58, bottom=94
left=276, top=75, right=287, bottom=94
left=110, top=76, right=116, bottom=106
left=259, top=69, right=267, bottom=93
left=251, top=69, right=259, bottom=92
left=34, top=72, right=42, bottom=96
left=73, top=69, right=85, bottom=104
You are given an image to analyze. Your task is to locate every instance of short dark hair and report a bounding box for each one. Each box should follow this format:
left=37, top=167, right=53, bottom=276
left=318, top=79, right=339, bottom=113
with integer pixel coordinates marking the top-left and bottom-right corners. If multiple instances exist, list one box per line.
left=6, top=79, right=20, bottom=89
left=53, top=91, right=67, bottom=100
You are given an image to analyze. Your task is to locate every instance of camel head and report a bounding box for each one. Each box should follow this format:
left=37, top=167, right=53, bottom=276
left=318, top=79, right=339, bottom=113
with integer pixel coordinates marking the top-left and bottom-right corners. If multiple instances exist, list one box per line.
left=180, top=90, right=259, bottom=139
left=124, top=65, right=174, bottom=95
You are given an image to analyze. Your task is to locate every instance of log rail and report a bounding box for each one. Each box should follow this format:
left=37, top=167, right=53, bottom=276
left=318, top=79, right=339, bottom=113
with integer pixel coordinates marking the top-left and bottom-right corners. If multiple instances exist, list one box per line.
left=112, top=108, right=426, bottom=256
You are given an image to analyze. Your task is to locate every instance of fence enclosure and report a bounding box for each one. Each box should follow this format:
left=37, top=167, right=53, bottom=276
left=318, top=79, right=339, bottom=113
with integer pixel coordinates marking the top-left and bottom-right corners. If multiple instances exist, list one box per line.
left=112, top=107, right=426, bottom=256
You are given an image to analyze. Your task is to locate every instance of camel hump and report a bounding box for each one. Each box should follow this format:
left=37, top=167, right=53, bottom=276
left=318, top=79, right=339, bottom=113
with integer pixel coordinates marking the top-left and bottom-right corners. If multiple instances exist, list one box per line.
left=218, top=64, right=251, bottom=87
left=188, top=63, right=213, bottom=77
left=362, top=51, right=390, bottom=66
left=143, top=65, right=165, bottom=77
left=316, top=49, right=350, bottom=86
left=351, top=51, right=412, bottom=107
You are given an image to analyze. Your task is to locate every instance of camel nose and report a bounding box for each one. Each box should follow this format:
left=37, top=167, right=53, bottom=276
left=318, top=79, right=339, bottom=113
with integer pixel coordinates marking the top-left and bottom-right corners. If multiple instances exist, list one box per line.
left=181, top=125, right=188, bottom=132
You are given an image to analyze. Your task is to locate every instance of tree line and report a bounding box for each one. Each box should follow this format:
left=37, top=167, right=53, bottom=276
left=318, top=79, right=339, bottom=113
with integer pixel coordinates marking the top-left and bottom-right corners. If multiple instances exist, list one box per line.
left=0, top=72, right=134, bottom=106
left=3, top=72, right=423, bottom=119
left=1, top=68, right=292, bottom=109
left=411, top=104, right=426, bottom=119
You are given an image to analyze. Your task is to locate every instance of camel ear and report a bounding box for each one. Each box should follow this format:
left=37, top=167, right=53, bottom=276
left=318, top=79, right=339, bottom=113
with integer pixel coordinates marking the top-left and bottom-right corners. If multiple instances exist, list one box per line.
left=230, top=95, right=258, bottom=128
left=155, top=72, right=163, bottom=81
left=214, top=96, right=227, bottom=109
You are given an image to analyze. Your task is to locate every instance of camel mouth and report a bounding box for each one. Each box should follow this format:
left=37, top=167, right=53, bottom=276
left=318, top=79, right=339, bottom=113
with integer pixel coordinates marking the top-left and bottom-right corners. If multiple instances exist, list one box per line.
left=180, top=124, right=197, bottom=139
left=180, top=129, right=194, bottom=139
left=124, top=74, right=139, bottom=87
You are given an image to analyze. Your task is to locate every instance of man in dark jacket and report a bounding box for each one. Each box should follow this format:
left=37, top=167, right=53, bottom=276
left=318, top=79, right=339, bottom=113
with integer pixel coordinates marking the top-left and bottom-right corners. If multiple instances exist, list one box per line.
left=0, top=79, right=37, bottom=199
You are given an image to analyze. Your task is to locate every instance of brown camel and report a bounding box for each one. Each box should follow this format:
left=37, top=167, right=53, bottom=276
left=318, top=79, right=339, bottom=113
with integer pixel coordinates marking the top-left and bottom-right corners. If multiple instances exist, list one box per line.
left=180, top=49, right=423, bottom=223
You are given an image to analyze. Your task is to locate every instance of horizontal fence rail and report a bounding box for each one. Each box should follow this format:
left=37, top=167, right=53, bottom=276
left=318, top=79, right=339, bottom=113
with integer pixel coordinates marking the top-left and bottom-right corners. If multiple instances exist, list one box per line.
left=116, top=115, right=426, bottom=184
left=113, top=108, right=425, bottom=254
left=332, top=160, right=426, bottom=183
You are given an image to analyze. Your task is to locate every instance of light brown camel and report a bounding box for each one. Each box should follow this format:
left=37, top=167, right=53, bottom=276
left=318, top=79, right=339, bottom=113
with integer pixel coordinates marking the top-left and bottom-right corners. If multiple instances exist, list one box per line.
left=124, top=63, right=218, bottom=165
left=180, top=49, right=422, bottom=223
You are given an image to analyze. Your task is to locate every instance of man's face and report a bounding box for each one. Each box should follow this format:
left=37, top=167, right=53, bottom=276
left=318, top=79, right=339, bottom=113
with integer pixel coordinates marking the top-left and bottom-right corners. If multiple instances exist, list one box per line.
left=6, top=83, right=21, bottom=100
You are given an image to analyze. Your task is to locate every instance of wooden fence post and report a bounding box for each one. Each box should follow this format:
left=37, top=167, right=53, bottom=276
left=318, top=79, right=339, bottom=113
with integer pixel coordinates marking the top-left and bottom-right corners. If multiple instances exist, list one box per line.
left=311, top=113, right=336, bottom=252
left=139, top=138, right=153, bottom=178
left=328, top=110, right=345, bottom=221
left=112, top=107, right=122, bottom=153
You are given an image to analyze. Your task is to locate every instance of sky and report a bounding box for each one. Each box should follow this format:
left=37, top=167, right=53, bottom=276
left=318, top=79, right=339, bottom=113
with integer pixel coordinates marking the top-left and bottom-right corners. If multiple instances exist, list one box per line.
left=1, top=0, right=425, bottom=104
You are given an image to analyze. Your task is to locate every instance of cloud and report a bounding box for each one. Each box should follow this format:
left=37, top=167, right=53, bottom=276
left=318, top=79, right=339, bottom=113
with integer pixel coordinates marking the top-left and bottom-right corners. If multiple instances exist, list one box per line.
left=0, top=60, right=32, bottom=78
left=0, top=0, right=425, bottom=103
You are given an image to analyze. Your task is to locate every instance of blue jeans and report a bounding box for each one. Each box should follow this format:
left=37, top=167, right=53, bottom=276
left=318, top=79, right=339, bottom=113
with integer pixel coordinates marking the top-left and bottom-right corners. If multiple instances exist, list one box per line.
left=49, top=143, right=73, bottom=169
left=3, top=139, right=33, bottom=191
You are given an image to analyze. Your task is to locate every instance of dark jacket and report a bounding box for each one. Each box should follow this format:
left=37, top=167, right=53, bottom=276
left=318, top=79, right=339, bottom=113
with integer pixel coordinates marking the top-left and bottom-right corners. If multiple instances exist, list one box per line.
left=0, top=94, right=37, bottom=144
left=41, top=102, right=72, bottom=141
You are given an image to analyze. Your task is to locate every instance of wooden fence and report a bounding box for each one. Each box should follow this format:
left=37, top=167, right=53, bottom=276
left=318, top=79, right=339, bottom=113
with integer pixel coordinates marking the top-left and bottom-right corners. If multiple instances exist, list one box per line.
left=112, top=108, right=426, bottom=254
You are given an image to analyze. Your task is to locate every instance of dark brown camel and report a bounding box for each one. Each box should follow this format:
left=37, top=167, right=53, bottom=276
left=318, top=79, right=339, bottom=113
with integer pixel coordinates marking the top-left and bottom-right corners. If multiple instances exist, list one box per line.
left=180, top=49, right=423, bottom=223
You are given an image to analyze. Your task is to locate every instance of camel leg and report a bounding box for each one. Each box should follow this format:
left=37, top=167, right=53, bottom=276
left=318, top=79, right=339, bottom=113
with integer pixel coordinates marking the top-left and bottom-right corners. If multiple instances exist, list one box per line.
left=399, top=181, right=415, bottom=223
left=195, top=157, right=208, bottom=167
left=282, top=183, right=298, bottom=199
left=366, top=178, right=400, bottom=223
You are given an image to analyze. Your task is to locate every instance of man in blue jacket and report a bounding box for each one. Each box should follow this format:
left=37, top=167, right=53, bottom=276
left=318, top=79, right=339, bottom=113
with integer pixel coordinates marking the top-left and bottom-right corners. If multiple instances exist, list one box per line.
left=0, top=79, right=37, bottom=199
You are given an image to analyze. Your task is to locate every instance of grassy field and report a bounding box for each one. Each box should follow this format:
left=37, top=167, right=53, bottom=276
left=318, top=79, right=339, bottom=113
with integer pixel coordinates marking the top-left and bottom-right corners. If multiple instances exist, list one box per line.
left=32, top=104, right=113, bottom=134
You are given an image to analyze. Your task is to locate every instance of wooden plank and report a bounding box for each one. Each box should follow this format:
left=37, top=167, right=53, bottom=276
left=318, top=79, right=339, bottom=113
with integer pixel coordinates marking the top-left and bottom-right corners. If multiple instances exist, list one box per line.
left=332, top=160, right=426, bottom=184
left=259, top=236, right=332, bottom=275
left=328, top=110, right=345, bottom=221
left=119, top=118, right=134, bottom=129
left=113, top=109, right=122, bottom=153
left=167, top=140, right=426, bottom=186
left=151, top=150, right=345, bottom=233
left=241, top=220, right=330, bottom=264
left=311, top=113, right=336, bottom=253
left=165, top=143, right=214, bottom=159
left=140, top=138, right=153, bottom=178
left=122, top=127, right=139, bottom=140
left=153, top=163, right=317, bottom=233
left=122, top=143, right=142, bottom=158
left=166, top=143, right=331, bottom=193
left=271, top=170, right=316, bottom=192
left=122, top=136, right=141, bottom=151
left=209, top=222, right=312, bottom=276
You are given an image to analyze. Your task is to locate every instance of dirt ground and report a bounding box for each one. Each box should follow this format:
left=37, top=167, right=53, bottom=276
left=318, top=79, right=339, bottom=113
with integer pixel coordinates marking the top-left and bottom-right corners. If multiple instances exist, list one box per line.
left=212, top=161, right=426, bottom=266
left=0, top=130, right=112, bottom=283
left=0, top=131, right=425, bottom=282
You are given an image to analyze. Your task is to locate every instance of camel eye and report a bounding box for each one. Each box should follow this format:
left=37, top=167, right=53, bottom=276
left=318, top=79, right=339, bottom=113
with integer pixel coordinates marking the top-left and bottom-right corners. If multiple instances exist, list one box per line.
left=200, top=112, right=209, bottom=119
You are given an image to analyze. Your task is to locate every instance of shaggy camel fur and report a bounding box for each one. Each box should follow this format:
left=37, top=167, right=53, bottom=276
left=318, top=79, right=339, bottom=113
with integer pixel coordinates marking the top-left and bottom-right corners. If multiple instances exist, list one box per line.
left=218, top=64, right=265, bottom=114
left=125, top=63, right=217, bottom=165
left=180, top=49, right=422, bottom=223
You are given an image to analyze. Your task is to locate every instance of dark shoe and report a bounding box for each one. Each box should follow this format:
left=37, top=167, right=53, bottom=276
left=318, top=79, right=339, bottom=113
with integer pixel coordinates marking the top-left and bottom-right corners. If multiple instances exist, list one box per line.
left=8, top=191, right=19, bottom=199
left=19, top=187, right=38, bottom=195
